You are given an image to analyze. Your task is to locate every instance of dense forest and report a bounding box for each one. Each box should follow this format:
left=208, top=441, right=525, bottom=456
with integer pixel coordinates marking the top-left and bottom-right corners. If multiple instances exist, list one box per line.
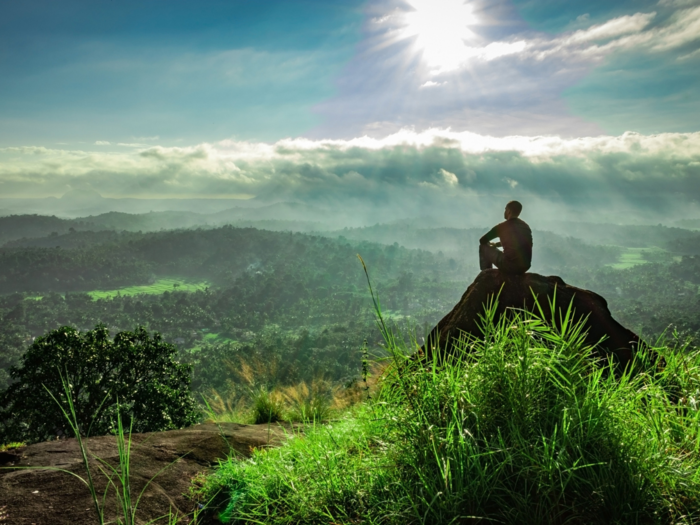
left=0, top=224, right=472, bottom=394
left=0, top=226, right=465, bottom=293
left=2, top=212, right=700, bottom=412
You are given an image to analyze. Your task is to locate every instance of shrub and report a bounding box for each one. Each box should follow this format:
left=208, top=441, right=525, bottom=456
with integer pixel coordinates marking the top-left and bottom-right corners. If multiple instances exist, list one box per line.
left=201, top=389, right=252, bottom=424
left=252, top=388, right=284, bottom=424
left=281, top=380, right=334, bottom=422
left=0, top=325, right=199, bottom=444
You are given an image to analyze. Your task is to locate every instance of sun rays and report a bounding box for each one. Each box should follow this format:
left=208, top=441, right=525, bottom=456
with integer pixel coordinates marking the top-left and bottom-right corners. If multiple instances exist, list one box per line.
left=401, top=0, right=477, bottom=73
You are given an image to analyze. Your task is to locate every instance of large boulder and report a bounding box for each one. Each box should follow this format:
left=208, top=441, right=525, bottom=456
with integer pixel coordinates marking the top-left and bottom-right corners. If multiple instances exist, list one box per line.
left=424, top=269, right=641, bottom=368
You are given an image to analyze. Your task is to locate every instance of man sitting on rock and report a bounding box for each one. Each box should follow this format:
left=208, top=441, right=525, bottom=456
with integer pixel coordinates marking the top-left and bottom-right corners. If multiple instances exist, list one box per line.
left=479, top=200, right=532, bottom=274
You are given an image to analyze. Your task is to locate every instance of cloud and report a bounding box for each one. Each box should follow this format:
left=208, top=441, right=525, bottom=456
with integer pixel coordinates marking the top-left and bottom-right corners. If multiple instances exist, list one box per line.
left=679, top=47, right=700, bottom=60
left=2, top=129, right=700, bottom=223
left=439, top=168, right=459, bottom=186
left=650, top=6, right=700, bottom=50
left=117, top=142, right=151, bottom=148
left=425, top=7, right=700, bottom=65
left=453, top=8, right=700, bottom=64
left=560, top=13, right=656, bottom=47
left=420, top=80, right=445, bottom=88
left=657, top=0, right=699, bottom=7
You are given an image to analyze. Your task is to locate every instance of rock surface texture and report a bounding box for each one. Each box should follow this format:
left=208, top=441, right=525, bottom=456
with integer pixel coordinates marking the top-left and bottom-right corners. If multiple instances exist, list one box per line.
left=0, top=422, right=296, bottom=524
left=425, top=269, right=640, bottom=368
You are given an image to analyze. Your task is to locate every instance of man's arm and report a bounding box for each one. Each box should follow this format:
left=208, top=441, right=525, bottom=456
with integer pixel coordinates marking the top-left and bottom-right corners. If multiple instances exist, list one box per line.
left=479, top=225, right=499, bottom=245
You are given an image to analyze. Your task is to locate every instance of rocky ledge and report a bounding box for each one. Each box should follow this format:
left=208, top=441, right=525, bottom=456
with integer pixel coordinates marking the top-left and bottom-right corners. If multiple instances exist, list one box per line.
left=0, top=422, right=296, bottom=524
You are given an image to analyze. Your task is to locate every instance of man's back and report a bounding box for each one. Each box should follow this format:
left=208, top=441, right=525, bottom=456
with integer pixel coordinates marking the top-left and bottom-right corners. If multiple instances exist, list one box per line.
left=496, top=218, right=532, bottom=270
left=480, top=217, right=532, bottom=274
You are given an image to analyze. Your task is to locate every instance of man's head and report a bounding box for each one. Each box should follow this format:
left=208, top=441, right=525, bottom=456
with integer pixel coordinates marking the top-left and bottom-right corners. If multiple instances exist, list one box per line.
left=504, top=200, right=522, bottom=220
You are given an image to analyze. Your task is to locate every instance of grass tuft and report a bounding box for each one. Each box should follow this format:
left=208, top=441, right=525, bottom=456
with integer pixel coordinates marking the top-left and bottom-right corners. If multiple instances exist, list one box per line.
left=201, top=355, right=369, bottom=425
left=0, top=442, right=25, bottom=452
left=252, top=388, right=285, bottom=424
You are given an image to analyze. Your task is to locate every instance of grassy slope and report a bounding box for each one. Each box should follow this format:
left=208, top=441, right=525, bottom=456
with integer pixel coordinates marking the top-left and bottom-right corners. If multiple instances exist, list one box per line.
left=198, top=304, right=700, bottom=525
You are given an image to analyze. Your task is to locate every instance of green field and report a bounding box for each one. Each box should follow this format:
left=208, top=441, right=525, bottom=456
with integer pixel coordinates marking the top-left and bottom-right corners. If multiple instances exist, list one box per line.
left=88, top=278, right=210, bottom=299
left=187, top=331, right=239, bottom=353
left=202, top=332, right=237, bottom=344
left=609, top=247, right=667, bottom=270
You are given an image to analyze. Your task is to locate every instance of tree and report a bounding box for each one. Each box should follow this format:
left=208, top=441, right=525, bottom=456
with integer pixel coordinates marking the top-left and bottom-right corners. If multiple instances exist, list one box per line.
left=0, top=325, right=199, bottom=444
left=0, top=322, right=26, bottom=392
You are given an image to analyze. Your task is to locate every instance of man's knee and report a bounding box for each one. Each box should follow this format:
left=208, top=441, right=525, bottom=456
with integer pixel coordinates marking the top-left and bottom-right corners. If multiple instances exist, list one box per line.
left=479, top=244, right=500, bottom=270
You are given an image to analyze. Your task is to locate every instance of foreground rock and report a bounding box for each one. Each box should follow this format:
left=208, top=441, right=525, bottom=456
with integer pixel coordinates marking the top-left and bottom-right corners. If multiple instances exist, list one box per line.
left=0, top=422, right=296, bottom=525
left=425, top=269, right=641, bottom=368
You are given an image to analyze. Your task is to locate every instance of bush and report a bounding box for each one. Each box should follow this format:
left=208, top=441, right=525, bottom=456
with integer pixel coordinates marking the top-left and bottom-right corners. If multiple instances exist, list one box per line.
left=197, top=302, right=700, bottom=524
left=281, top=379, right=334, bottom=422
left=0, top=325, right=199, bottom=444
left=252, top=388, right=284, bottom=424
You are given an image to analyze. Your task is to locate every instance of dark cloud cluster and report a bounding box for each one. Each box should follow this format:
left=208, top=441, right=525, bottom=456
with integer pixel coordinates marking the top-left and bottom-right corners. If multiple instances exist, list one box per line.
left=1, top=130, right=699, bottom=224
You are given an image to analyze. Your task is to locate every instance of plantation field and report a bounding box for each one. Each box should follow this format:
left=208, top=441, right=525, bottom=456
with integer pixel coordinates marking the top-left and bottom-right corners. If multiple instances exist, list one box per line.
left=88, top=278, right=210, bottom=299
left=609, top=246, right=667, bottom=269
left=186, top=331, right=240, bottom=353
left=202, top=332, right=237, bottom=344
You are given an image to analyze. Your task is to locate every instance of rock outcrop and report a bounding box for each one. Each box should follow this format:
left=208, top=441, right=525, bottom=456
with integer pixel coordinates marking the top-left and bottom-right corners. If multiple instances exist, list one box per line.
left=0, top=422, right=297, bottom=525
left=424, top=269, right=641, bottom=368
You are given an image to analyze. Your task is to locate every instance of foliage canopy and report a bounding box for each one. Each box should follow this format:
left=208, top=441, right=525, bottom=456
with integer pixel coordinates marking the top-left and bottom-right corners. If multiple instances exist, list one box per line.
left=0, top=325, right=198, bottom=444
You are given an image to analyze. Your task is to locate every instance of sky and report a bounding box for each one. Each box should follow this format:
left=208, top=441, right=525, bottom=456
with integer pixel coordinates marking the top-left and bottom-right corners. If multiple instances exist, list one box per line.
left=1, top=0, right=700, bottom=223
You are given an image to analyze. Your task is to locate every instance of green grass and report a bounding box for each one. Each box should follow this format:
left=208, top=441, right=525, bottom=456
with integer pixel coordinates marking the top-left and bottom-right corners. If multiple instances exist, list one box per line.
left=0, top=441, right=25, bottom=451
left=196, top=273, right=700, bottom=524
left=202, top=332, right=237, bottom=344
left=40, top=370, right=198, bottom=525
left=609, top=246, right=667, bottom=269
left=188, top=332, right=238, bottom=353
left=88, top=278, right=210, bottom=299
left=609, top=247, right=648, bottom=269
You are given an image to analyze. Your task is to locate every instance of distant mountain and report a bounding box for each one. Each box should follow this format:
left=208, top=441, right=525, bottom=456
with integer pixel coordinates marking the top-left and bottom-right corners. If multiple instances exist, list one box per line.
left=0, top=215, right=78, bottom=245
left=87, top=211, right=206, bottom=231
left=536, top=221, right=699, bottom=249
left=674, top=219, right=700, bottom=230
left=0, top=202, right=335, bottom=246
left=0, top=195, right=407, bottom=227
left=211, top=202, right=336, bottom=224
left=61, top=188, right=104, bottom=202
left=0, top=196, right=255, bottom=218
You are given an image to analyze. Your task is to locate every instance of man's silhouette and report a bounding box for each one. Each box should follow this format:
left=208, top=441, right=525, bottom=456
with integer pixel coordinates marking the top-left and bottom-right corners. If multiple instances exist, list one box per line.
left=479, top=201, right=532, bottom=274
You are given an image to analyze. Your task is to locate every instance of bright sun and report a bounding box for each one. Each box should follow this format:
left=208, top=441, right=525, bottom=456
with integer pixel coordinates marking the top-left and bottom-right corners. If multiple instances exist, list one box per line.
left=402, top=0, right=475, bottom=73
